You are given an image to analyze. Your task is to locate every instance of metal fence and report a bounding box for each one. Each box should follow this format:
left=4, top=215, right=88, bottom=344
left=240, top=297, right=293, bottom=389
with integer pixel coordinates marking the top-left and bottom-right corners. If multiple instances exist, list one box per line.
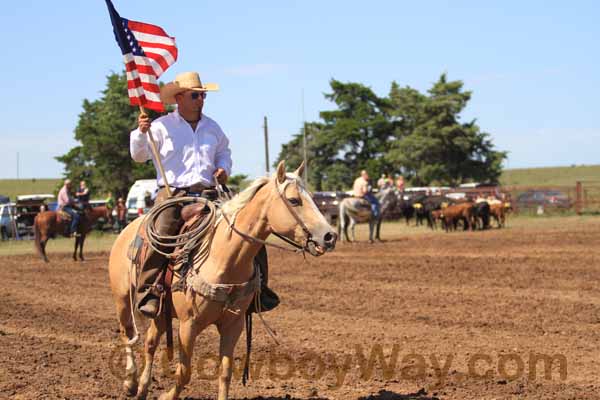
left=468, top=181, right=600, bottom=215
left=412, top=181, right=600, bottom=215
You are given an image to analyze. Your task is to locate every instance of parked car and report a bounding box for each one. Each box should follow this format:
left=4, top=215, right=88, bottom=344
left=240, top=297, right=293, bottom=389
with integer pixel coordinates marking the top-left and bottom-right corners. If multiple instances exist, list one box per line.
left=0, top=195, right=10, bottom=204
left=86, top=200, right=113, bottom=230
left=0, top=202, right=17, bottom=240
left=15, top=194, right=55, bottom=237
left=126, top=179, right=159, bottom=222
left=516, top=190, right=572, bottom=209
left=312, top=191, right=349, bottom=225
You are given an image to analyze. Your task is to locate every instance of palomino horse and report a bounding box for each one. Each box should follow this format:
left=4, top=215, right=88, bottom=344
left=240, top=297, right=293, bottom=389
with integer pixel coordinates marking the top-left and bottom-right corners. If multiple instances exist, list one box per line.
left=108, top=161, right=337, bottom=400
left=338, top=187, right=398, bottom=242
left=33, top=205, right=112, bottom=262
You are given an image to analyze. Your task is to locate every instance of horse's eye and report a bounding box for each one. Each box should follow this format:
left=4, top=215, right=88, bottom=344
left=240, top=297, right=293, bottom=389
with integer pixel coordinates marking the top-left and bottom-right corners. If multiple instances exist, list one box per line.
left=288, top=198, right=301, bottom=207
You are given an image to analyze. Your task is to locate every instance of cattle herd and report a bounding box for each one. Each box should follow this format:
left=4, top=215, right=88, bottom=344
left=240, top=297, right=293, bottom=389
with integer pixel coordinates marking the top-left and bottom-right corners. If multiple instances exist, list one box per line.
left=394, top=193, right=511, bottom=232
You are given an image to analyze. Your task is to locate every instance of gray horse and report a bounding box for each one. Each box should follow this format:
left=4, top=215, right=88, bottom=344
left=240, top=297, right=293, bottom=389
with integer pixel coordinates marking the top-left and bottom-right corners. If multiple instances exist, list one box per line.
left=338, top=187, right=397, bottom=242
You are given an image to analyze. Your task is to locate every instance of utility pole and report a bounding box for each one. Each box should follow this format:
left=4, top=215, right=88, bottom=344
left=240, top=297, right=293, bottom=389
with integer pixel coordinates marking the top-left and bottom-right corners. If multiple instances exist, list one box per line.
left=301, top=90, right=308, bottom=182
left=303, top=122, right=309, bottom=182
left=263, top=116, right=270, bottom=174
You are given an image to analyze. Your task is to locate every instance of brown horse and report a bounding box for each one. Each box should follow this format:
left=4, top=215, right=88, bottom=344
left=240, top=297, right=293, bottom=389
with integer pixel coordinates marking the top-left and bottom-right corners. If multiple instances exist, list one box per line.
left=34, top=205, right=112, bottom=262
left=108, top=161, right=337, bottom=400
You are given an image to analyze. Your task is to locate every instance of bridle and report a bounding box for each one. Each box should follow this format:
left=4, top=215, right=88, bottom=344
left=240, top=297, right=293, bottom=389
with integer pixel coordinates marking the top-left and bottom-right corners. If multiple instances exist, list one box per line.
left=220, top=176, right=320, bottom=255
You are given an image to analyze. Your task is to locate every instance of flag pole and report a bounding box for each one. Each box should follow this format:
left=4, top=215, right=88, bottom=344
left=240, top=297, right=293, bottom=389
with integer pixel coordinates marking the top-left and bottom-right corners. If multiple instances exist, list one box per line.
left=139, top=105, right=172, bottom=197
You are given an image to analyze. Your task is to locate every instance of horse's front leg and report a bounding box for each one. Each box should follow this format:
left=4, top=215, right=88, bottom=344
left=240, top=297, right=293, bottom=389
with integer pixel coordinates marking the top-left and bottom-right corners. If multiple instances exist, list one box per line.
left=137, top=316, right=166, bottom=399
left=160, top=318, right=198, bottom=400
left=115, top=296, right=139, bottom=396
left=79, top=234, right=86, bottom=261
left=350, top=218, right=356, bottom=242
left=216, top=316, right=245, bottom=400
left=41, top=239, right=49, bottom=263
left=72, top=236, right=79, bottom=261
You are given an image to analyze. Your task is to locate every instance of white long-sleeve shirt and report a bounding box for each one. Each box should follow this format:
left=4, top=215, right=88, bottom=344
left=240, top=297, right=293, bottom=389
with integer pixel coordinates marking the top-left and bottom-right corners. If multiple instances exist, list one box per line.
left=130, top=110, right=232, bottom=188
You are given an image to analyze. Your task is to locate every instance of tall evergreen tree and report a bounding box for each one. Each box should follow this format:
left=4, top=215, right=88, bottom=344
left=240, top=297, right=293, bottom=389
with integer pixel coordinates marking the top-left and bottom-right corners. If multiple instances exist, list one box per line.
left=276, top=79, right=394, bottom=190
left=386, top=74, right=506, bottom=186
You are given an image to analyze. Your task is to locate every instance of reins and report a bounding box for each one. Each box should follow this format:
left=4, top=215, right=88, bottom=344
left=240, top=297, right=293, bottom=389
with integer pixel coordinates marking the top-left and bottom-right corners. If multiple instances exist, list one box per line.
left=221, top=177, right=317, bottom=256
left=221, top=212, right=306, bottom=254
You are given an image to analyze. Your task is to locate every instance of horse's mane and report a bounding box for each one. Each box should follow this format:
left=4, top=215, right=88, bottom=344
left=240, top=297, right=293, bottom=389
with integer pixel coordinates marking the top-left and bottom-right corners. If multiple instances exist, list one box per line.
left=221, top=176, right=271, bottom=216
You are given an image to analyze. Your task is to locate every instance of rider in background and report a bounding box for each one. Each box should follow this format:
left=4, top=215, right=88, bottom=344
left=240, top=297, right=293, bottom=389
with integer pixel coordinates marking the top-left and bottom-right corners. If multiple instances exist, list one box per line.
left=377, top=174, right=388, bottom=190
left=395, top=175, right=405, bottom=193
left=76, top=180, right=90, bottom=209
left=57, top=179, right=80, bottom=237
left=387, top=174, right=395, bottom=189
left=353, top=170, right=380, bottom=218
left=105, top=191, right=115, bottom=210
left=116, top=197, right=127, bottom=232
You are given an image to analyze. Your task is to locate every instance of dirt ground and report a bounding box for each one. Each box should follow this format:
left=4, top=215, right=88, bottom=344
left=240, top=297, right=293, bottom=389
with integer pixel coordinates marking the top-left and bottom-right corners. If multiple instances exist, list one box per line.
left=2, top=218, right=600, bottom=399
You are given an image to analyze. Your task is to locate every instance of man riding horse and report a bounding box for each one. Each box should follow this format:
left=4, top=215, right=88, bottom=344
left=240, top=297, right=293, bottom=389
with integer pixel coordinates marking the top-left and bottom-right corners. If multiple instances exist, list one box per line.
left=131, top=71, right=278, bottom=319
left=353, top=170, right=380, bottom=218
left=57, top=179, right=81, bottom=237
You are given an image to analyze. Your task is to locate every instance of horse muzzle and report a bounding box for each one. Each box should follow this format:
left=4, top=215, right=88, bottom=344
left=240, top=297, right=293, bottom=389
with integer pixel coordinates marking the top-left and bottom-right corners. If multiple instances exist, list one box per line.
left=307, top=231, right=337, bottom=256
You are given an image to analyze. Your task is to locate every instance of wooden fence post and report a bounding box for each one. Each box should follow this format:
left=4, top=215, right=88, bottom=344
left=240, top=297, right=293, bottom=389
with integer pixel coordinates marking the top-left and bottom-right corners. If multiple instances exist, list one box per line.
left=576, top=181, right=583, bottom=215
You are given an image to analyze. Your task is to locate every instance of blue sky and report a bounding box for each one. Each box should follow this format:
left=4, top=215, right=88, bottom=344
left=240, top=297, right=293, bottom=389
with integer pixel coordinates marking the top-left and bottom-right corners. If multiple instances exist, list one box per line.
left=1, top=1, right=598, bottom=179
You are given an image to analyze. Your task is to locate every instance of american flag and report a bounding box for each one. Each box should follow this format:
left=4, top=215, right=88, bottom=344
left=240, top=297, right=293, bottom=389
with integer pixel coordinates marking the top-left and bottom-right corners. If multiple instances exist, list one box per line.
left=105, top=0, right=177, bottom=112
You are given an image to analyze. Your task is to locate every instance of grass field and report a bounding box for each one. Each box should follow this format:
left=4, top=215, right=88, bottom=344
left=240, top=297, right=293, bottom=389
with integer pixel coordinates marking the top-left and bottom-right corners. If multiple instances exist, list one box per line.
left=0, top=178, right=61, bottom=200
left=500, top=164, right=600, bottom=186
left=0, top=231, right=118, bottom=257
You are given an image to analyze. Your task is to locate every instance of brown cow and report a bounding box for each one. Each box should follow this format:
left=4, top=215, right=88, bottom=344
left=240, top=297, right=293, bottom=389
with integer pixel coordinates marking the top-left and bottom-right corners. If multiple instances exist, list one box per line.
left=430, top=209, right=444, bottom=230
left=439, top=202, right=474, bottom=232
left=489, top=203, right=506, bottom=228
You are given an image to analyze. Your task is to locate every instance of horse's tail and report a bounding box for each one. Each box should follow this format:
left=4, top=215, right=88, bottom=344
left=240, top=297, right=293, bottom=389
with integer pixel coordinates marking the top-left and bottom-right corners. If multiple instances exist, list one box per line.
left=33, top=215, right=45, bottom=261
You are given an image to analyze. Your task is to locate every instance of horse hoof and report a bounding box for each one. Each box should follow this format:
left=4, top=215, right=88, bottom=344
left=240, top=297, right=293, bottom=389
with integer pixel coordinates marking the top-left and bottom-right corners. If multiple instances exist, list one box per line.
left=123, top=380, right=138, bottom=397
left=368, top=239, right=374, bottom=244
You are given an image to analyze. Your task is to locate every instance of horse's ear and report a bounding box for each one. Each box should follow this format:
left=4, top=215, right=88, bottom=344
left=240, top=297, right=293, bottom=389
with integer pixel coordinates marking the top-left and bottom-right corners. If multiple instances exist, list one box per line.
left=294, top=161, right=305, bottom=178
left=276, top=160, right=286, bottom=184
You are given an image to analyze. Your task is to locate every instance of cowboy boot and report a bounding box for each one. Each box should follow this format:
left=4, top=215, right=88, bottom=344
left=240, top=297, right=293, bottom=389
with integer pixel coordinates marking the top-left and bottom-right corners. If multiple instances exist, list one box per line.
left=247, top=245, right=280, bottom=314
left=136, top=250, right=169, bottom=318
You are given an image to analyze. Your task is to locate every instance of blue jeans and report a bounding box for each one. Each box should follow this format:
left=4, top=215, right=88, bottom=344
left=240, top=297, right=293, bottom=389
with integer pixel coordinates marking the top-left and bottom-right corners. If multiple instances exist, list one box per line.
left=364, top=193, right=381, bottom=218
left=62, top=206, right=80, bottom=234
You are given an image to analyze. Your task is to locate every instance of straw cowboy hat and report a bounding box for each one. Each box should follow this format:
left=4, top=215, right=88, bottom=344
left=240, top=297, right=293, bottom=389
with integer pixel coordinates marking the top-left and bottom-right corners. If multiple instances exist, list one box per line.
left=160, top=72, right=219, bottom=105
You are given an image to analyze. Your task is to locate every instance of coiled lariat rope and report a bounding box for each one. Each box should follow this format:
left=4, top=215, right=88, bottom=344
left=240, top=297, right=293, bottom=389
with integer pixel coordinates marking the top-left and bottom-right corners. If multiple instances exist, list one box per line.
left=144, top=196, right=217, bottom=270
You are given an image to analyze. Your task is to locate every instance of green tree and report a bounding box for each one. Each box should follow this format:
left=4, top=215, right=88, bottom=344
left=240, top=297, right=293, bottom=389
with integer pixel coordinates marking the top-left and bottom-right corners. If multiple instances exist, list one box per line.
left=56, top=72, right=161, bottom=197
left=276, top=79, right=394, bottom=190
left=386, top=74, right=506, bottom=186
left=227, top=173, right=250, bottom=192
left=275, top=122, right=324, bottom=189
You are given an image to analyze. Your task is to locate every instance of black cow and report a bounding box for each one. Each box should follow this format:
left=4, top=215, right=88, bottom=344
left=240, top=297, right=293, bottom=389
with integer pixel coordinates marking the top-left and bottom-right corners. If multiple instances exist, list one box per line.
left=396, top=195, right=415, bottom=225
left=422, top=195, right=453, bottom=229
left=472, top=201, right=491, bottom=230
